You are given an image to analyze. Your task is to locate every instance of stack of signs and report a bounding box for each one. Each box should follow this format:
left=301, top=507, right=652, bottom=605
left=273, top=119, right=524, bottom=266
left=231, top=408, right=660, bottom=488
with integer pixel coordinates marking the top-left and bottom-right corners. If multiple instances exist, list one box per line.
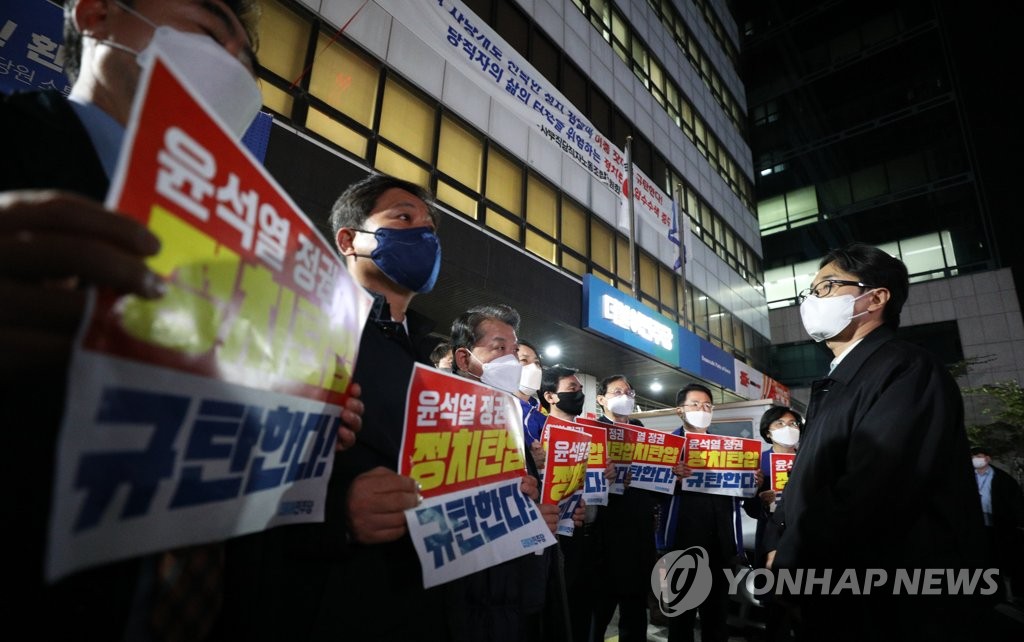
left=680, top=434, right=761, bottom=498
left=399, top=364, right=556, bottom=588
left=574, top=417, right=637, bottom=496
left=47, top=54, right=371, bottom=582
left=538, top=420, right=590, bottom=536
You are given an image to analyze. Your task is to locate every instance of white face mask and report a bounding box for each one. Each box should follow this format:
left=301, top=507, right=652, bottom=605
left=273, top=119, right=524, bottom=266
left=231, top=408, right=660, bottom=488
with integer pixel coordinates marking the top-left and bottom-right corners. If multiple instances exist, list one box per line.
left=607, top=394, right=635, bottom=417
left=93, top=3, right=261, bottom=139
left=799, top=290, right=873, bottom=342
left=518, top=363, right=542, bottom=397
left=478, top=353, right=523, bottom=394
left=684, top=410, right=713, bottom=430
left=770, top=426, right=800, bottom=448
left=972, top=457, right=988, bottom=469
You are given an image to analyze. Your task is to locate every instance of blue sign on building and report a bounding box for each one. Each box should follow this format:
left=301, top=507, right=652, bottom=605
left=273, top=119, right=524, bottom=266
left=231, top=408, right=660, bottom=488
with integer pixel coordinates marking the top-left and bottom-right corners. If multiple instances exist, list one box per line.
left=582, top=274, right=680, bottom=367
left=698, top=338, right=734, bottom=390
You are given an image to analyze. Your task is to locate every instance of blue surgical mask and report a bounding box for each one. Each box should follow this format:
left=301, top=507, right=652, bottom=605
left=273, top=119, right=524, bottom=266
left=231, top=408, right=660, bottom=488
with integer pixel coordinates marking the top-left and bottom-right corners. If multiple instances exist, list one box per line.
left=355, top=226, right=441, bottom=293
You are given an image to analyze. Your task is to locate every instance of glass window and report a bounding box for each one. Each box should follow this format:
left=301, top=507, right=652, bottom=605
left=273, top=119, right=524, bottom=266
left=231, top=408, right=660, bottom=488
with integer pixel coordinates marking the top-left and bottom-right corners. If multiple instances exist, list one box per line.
left=379, top=79, right=434, bottom=161
left=899, top=232, right=945, bottom=277
left=561, top=253, right=586, bottom=276
left=786, top=186, right=819, bottom=225
left=306, top=108, right=367, bottom=157
left=590, top=220, right=614, bottom=272
left=485, top=148, right=522, bottom=215
left=436, top=181, right=478, bottom=219
left=526, top=175, right=557, bottom=236
left=373, top=145, right=429, bottom=187
left=561, top=200, right=587, bottom=253
left=525, top=230, right=556, bottom=264
left=258, top=1, right=309, bottom=83
left=310, top=35, right=379, bottom=128
left=764, top=265, right=797, bottom=304
left=850, top=164, right=886, bottom=201
left=438, top=116, right=483, bottom=191
left=259, top=82, right=294, bottom=119
left=485, top=207, right=520, bottom=242
left=616, top=237, right=631, bottom=282
left=639, top=253, right=657, bottom=297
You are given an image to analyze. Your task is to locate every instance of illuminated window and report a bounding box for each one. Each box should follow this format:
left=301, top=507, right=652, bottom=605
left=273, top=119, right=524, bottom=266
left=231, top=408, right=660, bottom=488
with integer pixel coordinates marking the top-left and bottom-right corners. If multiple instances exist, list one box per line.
left=525, top=230, right=556, bottom=264
left=259, top=82, right=294, bottom=118
left=373, top=145, right=429, bottom=188
left=590, top=220, right=614, bottom=272
left=436, top=181, right=478, bottom=219
left=310, top=36, right=380, bottom=128
left=639, top=253, right=657, bottom=297
left=257, top=1, right=309, bottom=84
left=379, top=79, right=434, bottom=161
left=526, top=175, right=557, bottom=236
left=616, top=236, right=630, bottom=281
left=561, top=200, right=587, bottom=253
left=561, top=253, right=586, bottom=276
left=485, top=149, right=522, bottom=216
left=485, top=207, right=520, bottom=242
left=438, top=116, right=483, bottom=191
left=306, top=108, right=367, bottom=157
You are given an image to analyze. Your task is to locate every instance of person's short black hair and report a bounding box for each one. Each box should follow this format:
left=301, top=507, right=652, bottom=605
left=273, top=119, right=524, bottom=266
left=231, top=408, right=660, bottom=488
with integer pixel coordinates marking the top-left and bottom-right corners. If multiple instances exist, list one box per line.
left=597, top=374, right=629, bottom=396
left=759, top=406, right=804, bottom=443
left=429, top=342, right=451, bottom=368
left=540, top=364, right=578, bottom=411
left=676, top=383, right=712, bottom=406
left=63, top=0, right=262, bottom=84
left=970, top=446, right=991, bottom=457
left=329, top=173, right=440, bottom=238
left=819, top=243, right=909, bottom=329
left=516, top=339, right=542, bottom=367
left=449, top=304, right=520, bottom=374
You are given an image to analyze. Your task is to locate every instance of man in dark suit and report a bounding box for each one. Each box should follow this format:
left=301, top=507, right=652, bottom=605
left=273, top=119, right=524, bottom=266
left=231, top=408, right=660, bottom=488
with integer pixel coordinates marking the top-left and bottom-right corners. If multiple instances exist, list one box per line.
left=972, top=445, right=1024, bottom=603
left=772, top=243, right=987, bottom=641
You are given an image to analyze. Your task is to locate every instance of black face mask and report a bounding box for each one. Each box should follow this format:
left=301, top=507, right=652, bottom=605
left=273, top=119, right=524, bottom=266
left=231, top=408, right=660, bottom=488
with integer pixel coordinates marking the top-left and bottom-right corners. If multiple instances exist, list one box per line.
left=554, top=390, right=585, bottom=417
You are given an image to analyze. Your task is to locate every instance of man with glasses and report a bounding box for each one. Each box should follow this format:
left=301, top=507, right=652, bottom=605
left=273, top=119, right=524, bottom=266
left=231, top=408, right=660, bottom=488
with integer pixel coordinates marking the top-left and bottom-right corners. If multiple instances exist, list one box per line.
left=772, top=243, right=986, bottom=640
left=591, top=375, right=657, bottom=641
left=664, top=383, right=735, bottom=642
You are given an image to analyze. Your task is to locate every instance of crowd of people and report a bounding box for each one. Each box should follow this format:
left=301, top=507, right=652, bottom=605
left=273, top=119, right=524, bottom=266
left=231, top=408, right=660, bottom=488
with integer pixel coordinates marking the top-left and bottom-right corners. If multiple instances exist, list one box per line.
left=3, top=1, right=1021, bottom=640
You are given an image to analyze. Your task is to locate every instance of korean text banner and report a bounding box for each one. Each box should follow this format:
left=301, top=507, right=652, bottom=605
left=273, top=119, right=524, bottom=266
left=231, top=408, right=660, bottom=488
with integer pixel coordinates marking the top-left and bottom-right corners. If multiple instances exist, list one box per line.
left=574, top=417, right=637, bottom=496
left=46, top=56, right=371, bottom=582
left=400, top=364, right=556, bottom=588
left=624, top=426, right=685, bottom=495
left=540, top=424, right=589, bottom=536
left=681, top=434, right=761, bottom=498
left=539, top=415, right=608, bottom=507
left=373, top=0, right=675, bottom=249
left=770, top=453, right=795, bottom=496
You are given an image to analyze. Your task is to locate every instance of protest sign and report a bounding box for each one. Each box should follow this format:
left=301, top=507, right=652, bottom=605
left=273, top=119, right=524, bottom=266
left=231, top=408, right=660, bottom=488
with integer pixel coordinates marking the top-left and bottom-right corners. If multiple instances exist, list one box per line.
left=680, top=434, right=761, bottom=498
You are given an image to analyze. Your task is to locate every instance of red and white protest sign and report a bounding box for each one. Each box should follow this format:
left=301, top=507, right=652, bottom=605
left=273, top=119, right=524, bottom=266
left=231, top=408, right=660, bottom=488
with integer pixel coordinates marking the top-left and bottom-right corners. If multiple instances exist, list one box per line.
left=770, top=452, right=795, bottom=496
left=680, top=434, right=762, bottom=498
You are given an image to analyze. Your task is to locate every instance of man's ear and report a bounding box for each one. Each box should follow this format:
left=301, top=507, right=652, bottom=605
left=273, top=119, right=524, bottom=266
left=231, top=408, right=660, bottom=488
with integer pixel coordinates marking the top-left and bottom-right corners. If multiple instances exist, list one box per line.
left=453, top=347, right=473, bottom=374
left=335, top=228, right=357, bottom=257
left=74, top=0, right=112, bottom=39
left=543, top=390, right=559, bottom=406
left=867, top=287, right=891, bottom=314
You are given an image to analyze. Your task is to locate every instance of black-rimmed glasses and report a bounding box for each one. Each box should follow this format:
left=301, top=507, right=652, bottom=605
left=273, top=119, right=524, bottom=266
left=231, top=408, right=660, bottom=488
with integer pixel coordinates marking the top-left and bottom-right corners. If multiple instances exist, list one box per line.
left=797, top=279, right=874, bottom=302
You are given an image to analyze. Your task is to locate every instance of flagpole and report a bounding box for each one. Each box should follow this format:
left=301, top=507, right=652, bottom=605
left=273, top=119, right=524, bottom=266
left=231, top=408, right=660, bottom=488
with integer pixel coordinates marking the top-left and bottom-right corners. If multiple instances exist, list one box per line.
left=625, top=137, right=639, bottom=301
left=674, top=184, right=689, bottom=330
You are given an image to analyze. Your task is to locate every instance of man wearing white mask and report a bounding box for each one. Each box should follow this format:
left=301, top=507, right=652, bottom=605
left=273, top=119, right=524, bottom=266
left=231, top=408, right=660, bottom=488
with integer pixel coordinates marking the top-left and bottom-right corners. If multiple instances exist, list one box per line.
left=591, top=375, right=658, bottom=642
left=665, top=383, right=735, bottom=642
left=0, top=2, right=364, bottom=638
left=772, top=243, right=986, bottom=641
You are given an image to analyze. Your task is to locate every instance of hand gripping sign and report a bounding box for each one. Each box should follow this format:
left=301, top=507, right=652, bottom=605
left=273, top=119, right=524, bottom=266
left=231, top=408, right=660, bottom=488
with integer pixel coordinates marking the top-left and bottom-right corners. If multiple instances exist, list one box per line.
left=46, top=54, right=371, bottom=582
left=769, top=452, right=795, bottom=497
left=538, top=420, right=591, bottom=536
left=399, top=364, right=556, bottom=588
left=680, top=435, right=762, bottom=498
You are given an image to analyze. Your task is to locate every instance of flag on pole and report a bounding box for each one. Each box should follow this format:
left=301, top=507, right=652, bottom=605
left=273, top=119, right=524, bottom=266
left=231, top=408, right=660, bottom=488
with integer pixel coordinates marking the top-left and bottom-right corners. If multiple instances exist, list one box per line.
left=668, top=199, right=690, bottom=271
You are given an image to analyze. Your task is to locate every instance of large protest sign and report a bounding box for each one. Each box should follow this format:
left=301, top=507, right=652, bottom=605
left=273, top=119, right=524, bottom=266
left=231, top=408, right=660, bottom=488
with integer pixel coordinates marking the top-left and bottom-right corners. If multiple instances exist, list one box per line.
left=621, top=426, right=685, bottom=495
left=680, top=434, right=761, bottom=498
left=539, top=423, right=590, bottom=536
left=47, top=55, right=371, bottom=581
left=400, top=365, right=556, bottom=588
left=539, top=415, right=608, bottom=507
left=574, top=417, right=638, bottom=496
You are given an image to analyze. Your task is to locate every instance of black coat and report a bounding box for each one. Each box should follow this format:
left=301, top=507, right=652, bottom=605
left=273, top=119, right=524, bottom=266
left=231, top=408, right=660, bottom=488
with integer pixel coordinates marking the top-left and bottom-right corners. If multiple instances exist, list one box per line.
left=0, top=90, right=141, bottom=636
left=774, top=326, right=986, bottom=573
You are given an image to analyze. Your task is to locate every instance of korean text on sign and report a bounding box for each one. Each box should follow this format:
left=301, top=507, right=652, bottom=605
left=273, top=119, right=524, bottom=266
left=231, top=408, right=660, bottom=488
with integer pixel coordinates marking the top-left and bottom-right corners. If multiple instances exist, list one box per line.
left=681, top=435, right=762, bottom=498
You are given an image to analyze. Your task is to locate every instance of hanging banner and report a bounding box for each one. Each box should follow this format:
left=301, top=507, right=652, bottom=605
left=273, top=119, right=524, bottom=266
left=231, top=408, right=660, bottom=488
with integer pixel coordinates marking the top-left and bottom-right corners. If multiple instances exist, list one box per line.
left=539, top=423, right=590, bottom=536
left=374, top=0, right=675, bottom=251
left=47, top=54, right=371, bottom=582
left=680, top=434, right=761, bottom=498
left=399, top=365, right=557, bottom=588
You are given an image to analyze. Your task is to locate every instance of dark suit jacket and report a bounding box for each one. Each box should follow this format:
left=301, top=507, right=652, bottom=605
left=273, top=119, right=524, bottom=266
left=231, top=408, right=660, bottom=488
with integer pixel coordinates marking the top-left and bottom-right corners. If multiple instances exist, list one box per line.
left=774, top=326, right=987, bottom=573
left=0, top=90, right=141, bottom=636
